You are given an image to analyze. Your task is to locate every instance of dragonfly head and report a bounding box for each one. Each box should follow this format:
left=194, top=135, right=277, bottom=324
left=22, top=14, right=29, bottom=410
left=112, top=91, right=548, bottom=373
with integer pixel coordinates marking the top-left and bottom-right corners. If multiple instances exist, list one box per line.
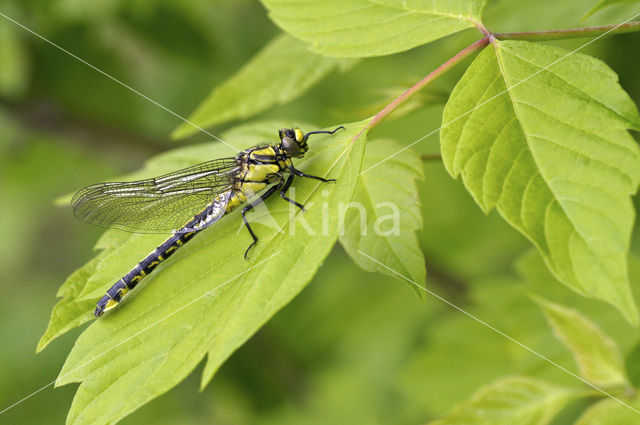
left=279, top=126, right=345, bottom=159
left=279, top=128, right=308, bottom=158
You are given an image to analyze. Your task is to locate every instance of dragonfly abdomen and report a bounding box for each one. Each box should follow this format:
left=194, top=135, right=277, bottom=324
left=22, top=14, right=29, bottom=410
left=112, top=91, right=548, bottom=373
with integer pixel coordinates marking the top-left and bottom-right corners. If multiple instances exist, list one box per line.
left=94, top=192, right=231, bottom=317
left=94, top=230, right=197, bottom=317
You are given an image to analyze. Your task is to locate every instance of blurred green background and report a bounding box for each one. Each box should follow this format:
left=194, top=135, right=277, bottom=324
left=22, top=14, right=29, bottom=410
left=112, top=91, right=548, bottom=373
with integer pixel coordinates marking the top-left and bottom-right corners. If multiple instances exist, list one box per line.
left=2, top=0, right=640, bottom=423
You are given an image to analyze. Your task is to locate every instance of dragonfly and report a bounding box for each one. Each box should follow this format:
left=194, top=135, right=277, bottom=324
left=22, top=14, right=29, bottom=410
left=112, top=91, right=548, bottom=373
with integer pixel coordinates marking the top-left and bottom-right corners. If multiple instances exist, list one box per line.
left=73, top=126, right=345, bottom=317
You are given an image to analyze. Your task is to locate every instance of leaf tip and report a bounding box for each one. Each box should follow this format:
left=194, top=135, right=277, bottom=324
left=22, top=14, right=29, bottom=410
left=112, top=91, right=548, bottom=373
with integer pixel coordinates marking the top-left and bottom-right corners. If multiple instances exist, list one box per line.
left=581, top=9, right=597, bottom=21
left=581, top=0, right=606, bottom=20
left=35, top=336, right=49, bottom=354
left=170, top=124, right=193, bottom=141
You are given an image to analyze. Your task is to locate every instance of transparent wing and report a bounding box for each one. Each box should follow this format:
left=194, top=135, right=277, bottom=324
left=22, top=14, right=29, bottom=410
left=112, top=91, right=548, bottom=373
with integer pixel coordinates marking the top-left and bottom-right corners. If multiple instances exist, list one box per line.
left=72, top=158, right=239, bottom=233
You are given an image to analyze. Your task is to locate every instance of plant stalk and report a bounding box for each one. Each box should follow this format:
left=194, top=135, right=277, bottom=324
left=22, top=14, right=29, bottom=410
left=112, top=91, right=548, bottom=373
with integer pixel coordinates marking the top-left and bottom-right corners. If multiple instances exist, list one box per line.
left=363, top=20, right=640, bottom=137
left=495, top=21, right=640, bottom=41
left=420, top=153, right=442, bottom=162
left=366, top=37, right=490, bottom=133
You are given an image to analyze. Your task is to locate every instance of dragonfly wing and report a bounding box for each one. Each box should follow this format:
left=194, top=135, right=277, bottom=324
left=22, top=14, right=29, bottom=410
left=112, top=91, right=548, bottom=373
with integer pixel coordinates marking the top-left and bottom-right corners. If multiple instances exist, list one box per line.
left=72, top=158, right=239, bottom=233
left=179, top=190, right=233, bottom=233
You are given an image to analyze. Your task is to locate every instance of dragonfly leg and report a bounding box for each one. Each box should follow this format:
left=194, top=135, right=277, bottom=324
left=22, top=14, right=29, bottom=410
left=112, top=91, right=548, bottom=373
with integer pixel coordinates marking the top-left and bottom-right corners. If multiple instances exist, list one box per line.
left=280, top=173, right=305, bottom=211
left=242, top=181, right=283, bottom=259
left=290, top=166, right=336, bottom=183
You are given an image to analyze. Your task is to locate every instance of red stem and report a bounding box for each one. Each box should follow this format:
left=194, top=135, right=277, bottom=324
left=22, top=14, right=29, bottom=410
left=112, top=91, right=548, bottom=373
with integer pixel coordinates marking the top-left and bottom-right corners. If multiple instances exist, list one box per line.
left=366, top=37, right=490, bottom=133
left=357, top=19, right=640, bottom=139
left=495, top=21, right=640, bottom=41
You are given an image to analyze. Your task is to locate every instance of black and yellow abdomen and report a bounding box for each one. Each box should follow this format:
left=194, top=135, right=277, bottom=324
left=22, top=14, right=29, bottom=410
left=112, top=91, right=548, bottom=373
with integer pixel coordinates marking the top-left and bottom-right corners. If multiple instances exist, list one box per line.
left=94, top=192, right=230, bottom=317
left=94, top=230, right=197, bottom=316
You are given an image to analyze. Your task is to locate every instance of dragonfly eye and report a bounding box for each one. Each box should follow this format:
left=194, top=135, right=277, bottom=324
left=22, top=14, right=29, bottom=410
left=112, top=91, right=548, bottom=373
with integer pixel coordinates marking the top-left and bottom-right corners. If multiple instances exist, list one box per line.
left=279, top=128, right=295, bottom=140
left=282, top=136, right=301, bottom=157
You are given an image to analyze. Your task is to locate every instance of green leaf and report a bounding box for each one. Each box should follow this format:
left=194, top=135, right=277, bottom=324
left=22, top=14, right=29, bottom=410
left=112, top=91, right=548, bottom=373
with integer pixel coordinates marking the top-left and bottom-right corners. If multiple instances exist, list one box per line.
left=535, top=297, right=628, bottom=387
left=260, top=0, right=488, bottom=57
left=44, top=123, right=300, bottom=347
left=624, top=340, right=640, bottom=389
left=37, top=253, right=107, bottom=353
left=427, top=376, right=578, bottom=425
left=55, top=120, right=367, bottom=425
left=441, top=40, right=640, bottom=323
left=584, top=0, right=640, bottom=19
left=0, top=18, right=29, bottom=99
left=93, top=229, right=134, bottom=252
left=172, top=34, right=351, bottom=139
left=575, top=398, right=640, bottom=424
left=78, top=234, right=170, bottom=301
left=339, top=139, right=426, bottom=296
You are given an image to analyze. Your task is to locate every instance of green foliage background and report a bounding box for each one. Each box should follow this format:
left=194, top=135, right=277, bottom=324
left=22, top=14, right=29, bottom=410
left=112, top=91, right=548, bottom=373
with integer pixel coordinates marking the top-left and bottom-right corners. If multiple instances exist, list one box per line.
left=2, top=0, right=640, bottom=424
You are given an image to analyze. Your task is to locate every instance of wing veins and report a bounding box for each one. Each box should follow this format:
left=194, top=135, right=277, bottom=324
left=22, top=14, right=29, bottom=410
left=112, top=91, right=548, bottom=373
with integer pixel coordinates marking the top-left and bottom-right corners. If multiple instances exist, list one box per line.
left=72, top=158, right=239, bottom=233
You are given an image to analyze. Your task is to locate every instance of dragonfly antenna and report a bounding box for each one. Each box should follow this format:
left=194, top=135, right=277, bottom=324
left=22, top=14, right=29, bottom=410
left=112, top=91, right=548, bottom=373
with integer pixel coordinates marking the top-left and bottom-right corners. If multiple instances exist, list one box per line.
left=304, top=126, right=345, bottom=138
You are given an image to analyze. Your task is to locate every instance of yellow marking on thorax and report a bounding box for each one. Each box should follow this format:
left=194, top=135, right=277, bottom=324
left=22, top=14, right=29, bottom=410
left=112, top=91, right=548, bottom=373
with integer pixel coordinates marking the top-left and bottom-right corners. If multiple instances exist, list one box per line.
left=250, top=146, right=277, bottom=157
left=224, top=147, right=285, bottom=213
left=245, top=163, right=279, bottom=182
left=281, top=158, right=293, bottom=170
left=242, top=182, right=268, bottom=196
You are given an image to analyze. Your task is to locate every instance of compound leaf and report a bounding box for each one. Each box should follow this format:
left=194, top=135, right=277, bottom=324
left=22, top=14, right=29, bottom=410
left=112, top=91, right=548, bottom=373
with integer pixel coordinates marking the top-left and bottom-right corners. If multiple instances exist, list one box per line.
left=43, top=124, right=300, bottom=349
left=55, top=120, right=368, bottom=425
left=441, top=40, right=640, bottom=323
